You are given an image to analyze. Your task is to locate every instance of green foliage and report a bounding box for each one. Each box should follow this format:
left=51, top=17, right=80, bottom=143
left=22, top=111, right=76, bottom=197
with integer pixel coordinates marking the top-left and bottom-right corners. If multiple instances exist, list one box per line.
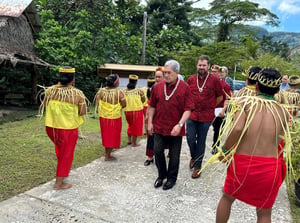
left=173, top=41, right=244, bottom=78
left=146, top=26, right=192, bottom=65
left=271, top=32, right=300, bottom=49
left=291, top=120, right=300, bottom=179
left=146, top=0, right=192, bottom=35
left=260, top=35, right=290, bottom=58
left=239, top=53, right=300, bottom=75
left=240, top=36, right=261, bottom=59
left=195, top=0, right=279, bottom=42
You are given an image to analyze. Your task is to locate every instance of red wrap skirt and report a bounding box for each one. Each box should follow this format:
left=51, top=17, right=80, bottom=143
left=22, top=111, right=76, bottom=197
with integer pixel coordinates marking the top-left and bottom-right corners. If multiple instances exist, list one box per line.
left=125, top=110, right=143, bottom=136
left=99, top=117, right=122, bottom=148
left=224, top=153, right=286, bottom=209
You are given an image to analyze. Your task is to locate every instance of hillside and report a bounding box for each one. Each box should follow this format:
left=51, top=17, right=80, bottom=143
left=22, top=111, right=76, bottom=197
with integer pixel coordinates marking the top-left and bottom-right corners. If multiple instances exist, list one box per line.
left=270, top=32, right=300, bottom=49
left=243, top=25, right=300, bottom=49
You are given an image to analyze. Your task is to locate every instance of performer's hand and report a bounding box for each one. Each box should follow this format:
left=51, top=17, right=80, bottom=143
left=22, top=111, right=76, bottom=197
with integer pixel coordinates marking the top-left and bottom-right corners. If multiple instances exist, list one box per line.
left=171, top=124, right=181, bottom=136
left=147, top=123, right=154, bottom=136
left=218, top=154, right=231, bottom=164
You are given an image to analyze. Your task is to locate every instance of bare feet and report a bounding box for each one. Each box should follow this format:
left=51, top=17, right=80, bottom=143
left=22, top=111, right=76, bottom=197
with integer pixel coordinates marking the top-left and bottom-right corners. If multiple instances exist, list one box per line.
left=105, top=156, right=117, bottom=161
left=131, top=143, right=140, bottom=147
left=53, top=182, right=72, bottom=190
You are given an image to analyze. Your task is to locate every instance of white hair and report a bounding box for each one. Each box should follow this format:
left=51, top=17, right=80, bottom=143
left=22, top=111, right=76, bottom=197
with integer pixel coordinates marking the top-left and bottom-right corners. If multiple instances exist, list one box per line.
left=165, top=60, right=180, bottom=72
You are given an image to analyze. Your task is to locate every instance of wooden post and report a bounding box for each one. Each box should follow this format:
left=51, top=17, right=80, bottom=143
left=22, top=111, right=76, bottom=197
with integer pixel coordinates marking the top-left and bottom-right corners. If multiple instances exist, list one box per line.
left=141, top=11, right=147, bottom=65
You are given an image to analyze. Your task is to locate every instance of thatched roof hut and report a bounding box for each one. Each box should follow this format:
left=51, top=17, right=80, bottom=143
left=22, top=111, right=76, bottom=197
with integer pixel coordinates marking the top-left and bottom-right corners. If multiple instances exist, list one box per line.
left=0, top=1, right=49, bottom=67
left=0, top=1, right=50, bottom=105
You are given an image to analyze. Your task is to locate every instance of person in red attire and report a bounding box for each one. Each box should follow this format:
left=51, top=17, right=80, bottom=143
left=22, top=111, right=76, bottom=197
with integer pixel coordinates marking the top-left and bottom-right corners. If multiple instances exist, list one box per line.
left=40, top=66, right=87, bottom=190
left=155, top=67, right=164, bottom=83
left=212, top=66, right=231, bottom=154
left=186, top=55, right=223, bottom=179
left=144, top=68, right=165, bottom=166
left=144, top=76, right=157, bottom=166
left=147, top=59, right=194, bottom=190
left=216, top=68, right=290, bottom=223
left=123, top=74, right=146, bottom=147
left=95, top=74, right=126, bottom=161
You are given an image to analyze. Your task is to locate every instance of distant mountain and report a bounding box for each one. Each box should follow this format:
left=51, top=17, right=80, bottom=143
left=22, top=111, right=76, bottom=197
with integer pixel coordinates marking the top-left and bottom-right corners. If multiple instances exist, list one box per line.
left=269, top=32, right=300, bottom=49
left=248, top=25, right=300, bottom=49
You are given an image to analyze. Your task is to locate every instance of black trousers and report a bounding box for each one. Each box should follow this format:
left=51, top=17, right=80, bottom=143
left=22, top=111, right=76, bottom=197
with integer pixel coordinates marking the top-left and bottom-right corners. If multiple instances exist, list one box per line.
left=212, top=116, right=224, bottom=148
left=153, top=134, right=182, bottom=183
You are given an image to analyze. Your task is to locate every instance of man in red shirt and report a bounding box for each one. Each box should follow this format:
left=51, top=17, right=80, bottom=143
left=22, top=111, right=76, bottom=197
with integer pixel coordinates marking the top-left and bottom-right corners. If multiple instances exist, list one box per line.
left=186, top=55, right=223, bottom=178
left=147, top=60, right=194, bottom=190
left=212, top=66, right=231, bottom=154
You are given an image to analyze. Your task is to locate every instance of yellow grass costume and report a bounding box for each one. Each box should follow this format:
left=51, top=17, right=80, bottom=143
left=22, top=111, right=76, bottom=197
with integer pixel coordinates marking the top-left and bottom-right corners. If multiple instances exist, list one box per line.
left=199, top=73, right=294, bottom=185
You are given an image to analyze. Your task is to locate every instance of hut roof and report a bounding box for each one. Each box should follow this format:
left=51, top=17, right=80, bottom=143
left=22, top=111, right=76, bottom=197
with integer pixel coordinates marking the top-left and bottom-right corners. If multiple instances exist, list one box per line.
left=97, top=63, right=158, bottom=79
left=0, top=1, right=49, bottom=67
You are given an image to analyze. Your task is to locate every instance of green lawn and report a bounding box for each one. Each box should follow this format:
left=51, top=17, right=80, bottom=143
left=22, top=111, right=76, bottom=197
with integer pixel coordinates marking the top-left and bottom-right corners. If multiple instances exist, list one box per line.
left=0, top=108, right=130, bottom=201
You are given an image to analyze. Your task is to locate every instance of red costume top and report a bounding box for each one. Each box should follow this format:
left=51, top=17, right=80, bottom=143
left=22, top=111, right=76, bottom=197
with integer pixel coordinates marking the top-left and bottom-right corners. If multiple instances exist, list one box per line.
left=216, top=80, right=231, bottom=108
left=187, top=73, right=223, bottom=122
left=148, top=78, right=194, bottom=136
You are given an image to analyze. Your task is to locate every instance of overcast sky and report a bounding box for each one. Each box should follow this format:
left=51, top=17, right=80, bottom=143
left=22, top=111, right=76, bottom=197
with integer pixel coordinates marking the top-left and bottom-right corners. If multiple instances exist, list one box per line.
left=192, top=0, right=300, bottom=33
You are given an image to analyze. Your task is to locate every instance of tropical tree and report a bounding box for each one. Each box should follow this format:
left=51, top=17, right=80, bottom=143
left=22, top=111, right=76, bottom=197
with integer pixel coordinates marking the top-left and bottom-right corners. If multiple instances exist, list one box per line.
left=240, top=36, right=261, bottom=59
left=260, top=35, right=290, bottom=59
left=145, top=0, right=193, bottom=38
left=172, top=41, right=245, bottom=78
left=192, top=0, right=279, bottom=42
left=240, top=53, right=300, bottom=75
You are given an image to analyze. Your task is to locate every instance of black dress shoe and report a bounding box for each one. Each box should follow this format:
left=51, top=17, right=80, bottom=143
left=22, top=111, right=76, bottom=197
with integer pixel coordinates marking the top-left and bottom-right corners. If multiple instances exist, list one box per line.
left=163, top=181, right=175, bottom=190
left=154, top=178, right=163, bottom=188
left=144, top=159, right=154, bottom=166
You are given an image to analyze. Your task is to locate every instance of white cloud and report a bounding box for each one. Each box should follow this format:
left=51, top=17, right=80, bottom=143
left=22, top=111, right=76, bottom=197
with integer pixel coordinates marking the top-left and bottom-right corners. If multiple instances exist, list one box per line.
left=278, top=1, right=300, bottom=14
left=251, top=0, right=280, bottom=9
left=193, top=0, right=300, bottom=15
left=192, top=0, right=211, bottom=9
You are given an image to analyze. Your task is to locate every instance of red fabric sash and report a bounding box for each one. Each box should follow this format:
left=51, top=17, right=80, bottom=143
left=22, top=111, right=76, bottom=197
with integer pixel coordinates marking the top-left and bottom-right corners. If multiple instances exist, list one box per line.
left=224, top=153, right=286, bottom=209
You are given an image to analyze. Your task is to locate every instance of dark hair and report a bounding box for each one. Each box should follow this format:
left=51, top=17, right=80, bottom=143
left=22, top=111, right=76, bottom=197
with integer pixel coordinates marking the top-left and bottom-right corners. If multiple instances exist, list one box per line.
left=248, top=66, right=261, bottom=85
left=59, top=66, right=75, bottom=85
left=147, top=81, right=155, bottom=88
left=198, top=55, right=210, bottom=65
left=258, top=68, right=281, bottom=96
left=106, top=74, right=118, bottom=87
left=127, top=79, right=137, bottom=89
left=248, top=79, right=256, bottom=85
left=147, top=88, right=151, bottom=98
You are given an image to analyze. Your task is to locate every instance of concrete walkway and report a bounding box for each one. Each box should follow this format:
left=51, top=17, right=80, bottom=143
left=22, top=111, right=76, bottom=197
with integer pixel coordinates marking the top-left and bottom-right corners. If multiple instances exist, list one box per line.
left=0, top=128, right=292, bottom=223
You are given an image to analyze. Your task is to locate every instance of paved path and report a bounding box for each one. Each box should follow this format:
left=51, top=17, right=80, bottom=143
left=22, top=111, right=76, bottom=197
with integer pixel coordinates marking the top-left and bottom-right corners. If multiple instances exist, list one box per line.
left=0, top=128, right=292, bottom=222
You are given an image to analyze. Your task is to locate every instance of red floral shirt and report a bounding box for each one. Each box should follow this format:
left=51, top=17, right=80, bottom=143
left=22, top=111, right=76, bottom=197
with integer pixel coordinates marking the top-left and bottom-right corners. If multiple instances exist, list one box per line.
left=148, top=78, right=194, bottom=136
left=187, top=73, right=223, bottom=122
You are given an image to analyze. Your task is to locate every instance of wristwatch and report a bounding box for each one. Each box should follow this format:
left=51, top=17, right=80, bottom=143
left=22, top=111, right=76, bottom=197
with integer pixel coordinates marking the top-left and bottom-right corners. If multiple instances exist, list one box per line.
left=178, top=122, right=183, bottom=128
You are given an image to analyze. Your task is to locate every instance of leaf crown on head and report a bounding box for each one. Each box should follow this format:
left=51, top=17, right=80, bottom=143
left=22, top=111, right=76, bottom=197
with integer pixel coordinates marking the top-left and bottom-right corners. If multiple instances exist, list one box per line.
left=59, top=67, right=75, bottom=73
left=257, top=69, right=282, bottom=88
left=129, top=74, right=139, bottom=80
left=242, top=67, right=259, bottom=81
